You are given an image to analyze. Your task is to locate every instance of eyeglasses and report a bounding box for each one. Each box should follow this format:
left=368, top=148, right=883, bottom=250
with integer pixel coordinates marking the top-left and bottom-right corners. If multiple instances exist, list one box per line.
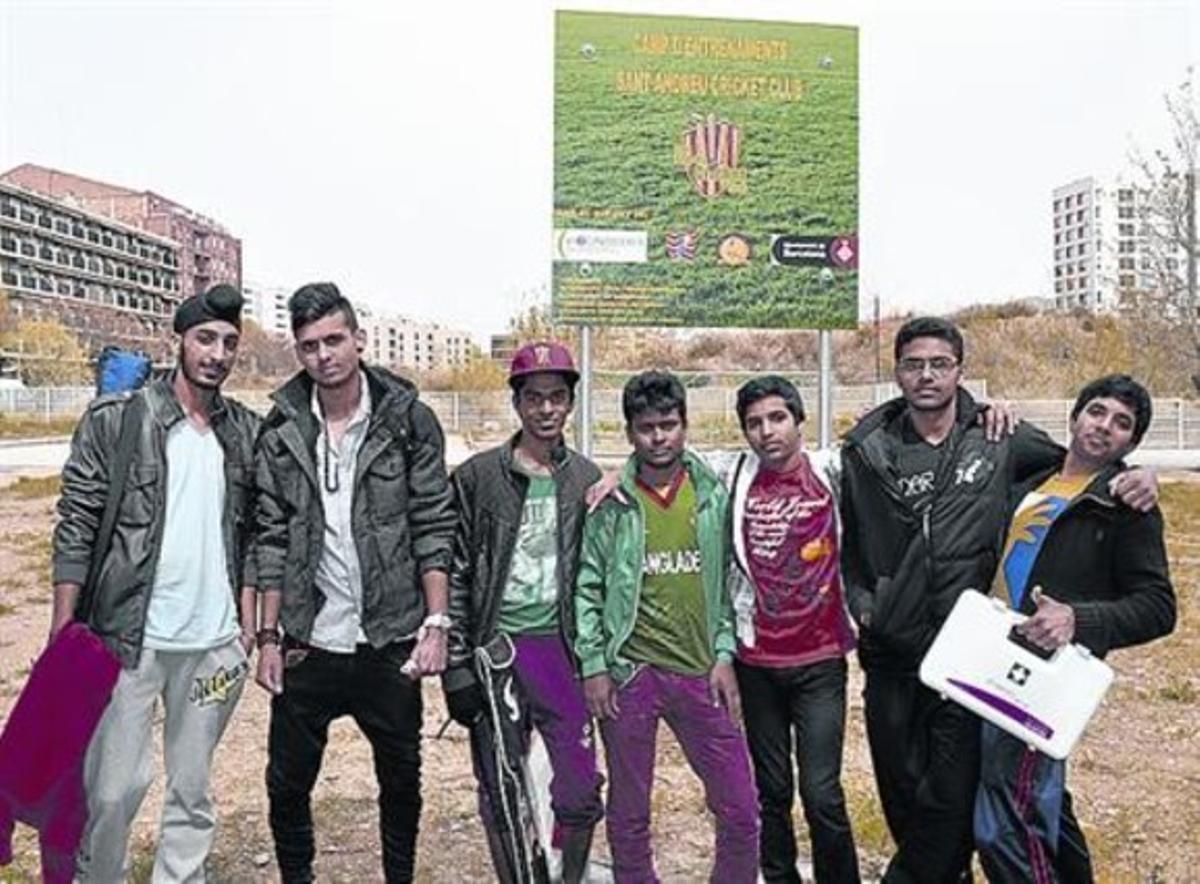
left=896, top=357, right=959, bottom=377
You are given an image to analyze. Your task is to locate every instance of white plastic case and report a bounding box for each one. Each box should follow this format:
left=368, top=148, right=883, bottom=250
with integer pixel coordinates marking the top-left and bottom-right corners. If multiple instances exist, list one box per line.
left=919, top=590, right=1113, bottom=759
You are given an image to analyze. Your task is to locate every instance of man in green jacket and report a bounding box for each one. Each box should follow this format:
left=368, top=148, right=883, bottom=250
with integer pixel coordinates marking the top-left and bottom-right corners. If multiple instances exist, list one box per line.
left=575, top=370, right=759, bottom=883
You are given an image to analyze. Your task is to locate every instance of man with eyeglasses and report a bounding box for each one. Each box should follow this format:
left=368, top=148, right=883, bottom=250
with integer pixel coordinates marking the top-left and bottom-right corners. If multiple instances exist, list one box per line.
left=442, top=341, right=604, bottom=883
left=839, top=316, right=1157, bottom=883
left=253, top=283, right=456, bottom=882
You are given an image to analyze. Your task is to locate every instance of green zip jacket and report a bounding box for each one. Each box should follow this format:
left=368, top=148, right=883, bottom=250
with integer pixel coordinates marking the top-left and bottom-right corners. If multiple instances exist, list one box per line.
left=573, top=449, right=736, bottom=683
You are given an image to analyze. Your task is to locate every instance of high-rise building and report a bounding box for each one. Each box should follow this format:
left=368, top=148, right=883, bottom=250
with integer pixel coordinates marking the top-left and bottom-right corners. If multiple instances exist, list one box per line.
left=244, top=282, right=291, bottom=338
left=490, top=333, right=519, bottom=364
left=1, top=163, right=241, bottom=301
left=357, top=304, right=474, bottom=372
left=1, top=178, right=181, bottom=358
left=1052, top=175, right=1191, bottom=311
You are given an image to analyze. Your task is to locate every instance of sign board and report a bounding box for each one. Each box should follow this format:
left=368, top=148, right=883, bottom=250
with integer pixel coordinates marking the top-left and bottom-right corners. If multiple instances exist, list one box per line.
left=553, top=11, right=859, bottom=328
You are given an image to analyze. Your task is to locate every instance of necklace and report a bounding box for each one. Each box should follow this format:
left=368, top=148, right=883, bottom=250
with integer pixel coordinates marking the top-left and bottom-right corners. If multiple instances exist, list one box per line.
left=323, top=429, right=339, bottom=494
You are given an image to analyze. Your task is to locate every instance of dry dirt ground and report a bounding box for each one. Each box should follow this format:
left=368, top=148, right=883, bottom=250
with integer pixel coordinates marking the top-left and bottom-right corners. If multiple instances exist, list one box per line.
left=0, top=474, right=1197, bottom=883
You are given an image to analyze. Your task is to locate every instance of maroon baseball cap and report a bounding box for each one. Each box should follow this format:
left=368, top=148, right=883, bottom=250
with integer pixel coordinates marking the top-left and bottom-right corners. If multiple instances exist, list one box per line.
left=508, top=341, right=579, bottom=387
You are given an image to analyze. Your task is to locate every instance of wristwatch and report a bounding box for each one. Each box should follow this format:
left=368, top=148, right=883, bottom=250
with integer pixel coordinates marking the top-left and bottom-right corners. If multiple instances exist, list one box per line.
left=255, top=626, right=282, bottom=649
left=422, top=612, right=452, bottom=631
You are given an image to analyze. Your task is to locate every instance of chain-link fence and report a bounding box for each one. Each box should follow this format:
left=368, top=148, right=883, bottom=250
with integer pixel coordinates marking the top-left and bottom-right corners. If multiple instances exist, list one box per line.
left=6, top=381, right=1200, bottom=452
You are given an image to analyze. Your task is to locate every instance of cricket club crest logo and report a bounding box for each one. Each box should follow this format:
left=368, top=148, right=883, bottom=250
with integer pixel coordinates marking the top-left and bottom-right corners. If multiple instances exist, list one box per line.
left=675, top=114, right=749, bottom=199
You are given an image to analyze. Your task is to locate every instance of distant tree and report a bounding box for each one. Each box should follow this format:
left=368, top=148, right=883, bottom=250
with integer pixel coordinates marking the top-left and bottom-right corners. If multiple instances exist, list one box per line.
left=1129, top=71, right=1199, bottom=390
left=422, top=357, right=508, bottom=392
left=0, top=316, right=90, bottom=385
left=0, top=290, right=16, bottom=335
left=236, top=319, right=296, bottom=382
left=510, top=303, right=576, bottom=348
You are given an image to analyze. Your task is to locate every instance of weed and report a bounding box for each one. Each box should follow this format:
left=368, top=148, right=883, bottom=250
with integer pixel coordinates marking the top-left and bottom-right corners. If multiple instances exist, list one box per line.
left=1158, top=676, right=1197, bottom=704
left=1, top=475, right=62, bottom=500
left=8, top=530, right=51, bottom=563
left=128, top=838, right=156, bottom=884
left=0, top=414, right=78, bottom=440
left=844, top=776, right=892, bottom=859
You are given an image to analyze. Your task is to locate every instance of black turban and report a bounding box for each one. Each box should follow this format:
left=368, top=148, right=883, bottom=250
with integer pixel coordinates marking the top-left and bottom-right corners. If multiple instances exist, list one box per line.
left=173, top=283, right=244, bottom=333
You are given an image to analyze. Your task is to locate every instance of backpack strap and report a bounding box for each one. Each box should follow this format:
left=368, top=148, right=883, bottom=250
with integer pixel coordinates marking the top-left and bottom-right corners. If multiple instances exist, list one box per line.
left=78, top=392, right=146, bottom=625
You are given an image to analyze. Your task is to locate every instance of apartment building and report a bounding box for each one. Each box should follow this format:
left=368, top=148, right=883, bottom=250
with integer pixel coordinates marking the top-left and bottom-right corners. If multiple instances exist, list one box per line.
left=2, top=163, right=241, bottom=301
left=244, top=281, right=291, bottom=337
left=1053, top=175, right=1191, bottom=311
left=358, top=305, right=474, bottom=372
left=0, top=179, right=181, bottom=357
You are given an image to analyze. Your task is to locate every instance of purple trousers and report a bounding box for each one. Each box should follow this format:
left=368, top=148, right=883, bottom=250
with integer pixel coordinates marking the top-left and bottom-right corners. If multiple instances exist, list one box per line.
left=472, top=634, right=603, bottom=839
left=600, top=665, right=760, bottom=884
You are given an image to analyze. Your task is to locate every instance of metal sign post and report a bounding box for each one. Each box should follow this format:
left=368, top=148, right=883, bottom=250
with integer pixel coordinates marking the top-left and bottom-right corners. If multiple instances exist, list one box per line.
left=578, top=325, right=593, bottom=458
left=819, top=329, right=833, bottom=448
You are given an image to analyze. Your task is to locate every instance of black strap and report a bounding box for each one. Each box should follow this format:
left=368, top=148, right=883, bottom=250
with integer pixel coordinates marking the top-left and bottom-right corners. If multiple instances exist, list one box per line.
left=78, top=393, right=146, bottom=626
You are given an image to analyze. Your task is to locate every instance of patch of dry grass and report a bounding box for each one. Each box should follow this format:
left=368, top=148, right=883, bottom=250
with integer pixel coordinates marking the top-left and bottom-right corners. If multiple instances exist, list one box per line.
left=0, top=414, right=78, bottom=440
left=1, top=475, right=61, bottom=500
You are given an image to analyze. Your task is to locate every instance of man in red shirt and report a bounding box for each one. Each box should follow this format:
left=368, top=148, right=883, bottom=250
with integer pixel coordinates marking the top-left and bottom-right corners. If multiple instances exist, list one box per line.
left=712, top=376, right=860, bottom=884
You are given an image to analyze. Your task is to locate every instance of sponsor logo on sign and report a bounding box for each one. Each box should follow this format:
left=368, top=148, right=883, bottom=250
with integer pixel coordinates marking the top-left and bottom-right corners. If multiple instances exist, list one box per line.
left=553, top=228, right=648, bottom=264
left=770, top=234, right=859, bottom=269
left=829, top=235, right=858, bottom=268
left=717, top=233, right=752, bottom=266
left=674, top=114, right=749, bottom=199
left=664, top=230, right=699, bottom=261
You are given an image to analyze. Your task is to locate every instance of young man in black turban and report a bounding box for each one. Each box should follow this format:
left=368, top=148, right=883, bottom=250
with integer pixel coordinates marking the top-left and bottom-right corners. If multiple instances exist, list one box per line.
left=51, top=283, right=262, bottom=880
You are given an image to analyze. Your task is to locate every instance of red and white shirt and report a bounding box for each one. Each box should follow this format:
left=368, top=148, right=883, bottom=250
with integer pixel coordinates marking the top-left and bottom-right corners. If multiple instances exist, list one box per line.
left=736, top=453, right=856, bottom=668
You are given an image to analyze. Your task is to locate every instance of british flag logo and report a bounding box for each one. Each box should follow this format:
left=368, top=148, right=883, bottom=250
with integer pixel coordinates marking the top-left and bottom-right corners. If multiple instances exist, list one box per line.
left=675, top=114, right=748, bottom=199
left=664, top=230, right=698, bottom=261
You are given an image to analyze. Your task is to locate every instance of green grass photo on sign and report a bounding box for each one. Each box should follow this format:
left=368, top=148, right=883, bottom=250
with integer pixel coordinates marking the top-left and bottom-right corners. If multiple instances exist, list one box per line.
left=553, top=11, right=859, bottom=329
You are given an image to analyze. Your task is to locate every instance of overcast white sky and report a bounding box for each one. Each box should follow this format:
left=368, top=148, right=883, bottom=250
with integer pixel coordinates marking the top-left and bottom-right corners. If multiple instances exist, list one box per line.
left=1, top=0, right=1195, bottom=342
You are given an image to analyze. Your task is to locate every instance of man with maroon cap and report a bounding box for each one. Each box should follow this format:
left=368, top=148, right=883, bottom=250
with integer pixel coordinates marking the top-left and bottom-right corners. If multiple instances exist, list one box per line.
left=443, top=341, right=604, bottom=884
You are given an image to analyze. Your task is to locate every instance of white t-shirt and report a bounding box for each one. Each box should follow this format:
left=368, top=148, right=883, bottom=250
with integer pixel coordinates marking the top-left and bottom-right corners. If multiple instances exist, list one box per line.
left=309, top=375, right=372, bottom=652
left=143, top=419, right=238, bottom=651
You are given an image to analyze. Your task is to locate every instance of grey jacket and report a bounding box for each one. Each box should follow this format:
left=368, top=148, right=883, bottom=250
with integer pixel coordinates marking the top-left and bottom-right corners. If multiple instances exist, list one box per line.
left=52, top=376, right=260, bottom=668
left=253, top=365, right=455, bottom=646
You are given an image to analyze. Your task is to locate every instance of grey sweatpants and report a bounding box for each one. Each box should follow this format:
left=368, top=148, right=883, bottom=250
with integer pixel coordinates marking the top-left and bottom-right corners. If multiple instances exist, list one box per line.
left=77, top=637, right=247, bottom=883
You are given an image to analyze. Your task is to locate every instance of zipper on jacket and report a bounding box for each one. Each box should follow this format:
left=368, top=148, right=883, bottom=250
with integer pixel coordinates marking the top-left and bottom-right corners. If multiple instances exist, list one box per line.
left=921, top=504, right=934, bottom=585
left=132, top=403, right=169, bottom=666
left=610, top=490, right=647, bottom=662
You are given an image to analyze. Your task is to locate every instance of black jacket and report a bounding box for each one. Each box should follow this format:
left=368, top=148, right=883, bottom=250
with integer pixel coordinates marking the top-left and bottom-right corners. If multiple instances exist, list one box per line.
left=254, top=365, right=455, bottom=646
left=1008, top=464, right=1176, bottom=658
left=52, top=376, right=260, bottom=668
left=443, top=435, right=600, bottom=692
left=839, top=389, right=1064, bottom=672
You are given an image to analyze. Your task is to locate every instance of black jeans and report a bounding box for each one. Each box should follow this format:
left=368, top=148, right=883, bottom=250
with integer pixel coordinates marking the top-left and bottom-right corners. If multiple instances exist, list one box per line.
left=863, top=669, right=979, bottom=884
left=266, top=641, right=423, bottom=883
left=737, top=657, right=861, bottom=884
